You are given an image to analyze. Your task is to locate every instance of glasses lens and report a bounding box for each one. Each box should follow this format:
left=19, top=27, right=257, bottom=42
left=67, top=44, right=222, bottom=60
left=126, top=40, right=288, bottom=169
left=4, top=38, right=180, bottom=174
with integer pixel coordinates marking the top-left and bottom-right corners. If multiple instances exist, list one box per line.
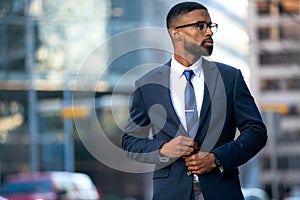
left=197, top=22, right=218, bottom=33
left=211, top=24, right=218, bottom=33
left=197, top=22, right=207, bottom=32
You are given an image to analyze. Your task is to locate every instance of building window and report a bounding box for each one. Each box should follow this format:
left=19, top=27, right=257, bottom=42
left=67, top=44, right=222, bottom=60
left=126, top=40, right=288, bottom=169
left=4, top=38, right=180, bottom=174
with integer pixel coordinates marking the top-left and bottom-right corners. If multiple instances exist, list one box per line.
left=258, top=27, right=271, bottom=40
left=280, top=0, right=300, bottom=15
left=257, top=1, right=271, bottom=15
left=261, top=77, right=300, bottom=91
left=280, top=24, right=300, bottom=40
left=260, top=51, right=300, bottom=65
left=0, top=0, right=25, bottom=16
left=0, top=23, right=27, bottom=72
left=260, top=79, right=281, bottom=91
left=7, top=24, right=26, bottom=52
left=287, top=77, right=300, bottom=89
left=257, top=0, right=300, bottom=16
left=259, top=24, right=300, bottom=41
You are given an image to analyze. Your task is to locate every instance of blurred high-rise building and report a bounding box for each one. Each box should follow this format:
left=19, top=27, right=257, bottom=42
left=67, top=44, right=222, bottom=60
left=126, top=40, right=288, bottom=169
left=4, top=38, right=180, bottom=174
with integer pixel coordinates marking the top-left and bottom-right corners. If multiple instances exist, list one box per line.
left=249, top=0, right=300, bottom=198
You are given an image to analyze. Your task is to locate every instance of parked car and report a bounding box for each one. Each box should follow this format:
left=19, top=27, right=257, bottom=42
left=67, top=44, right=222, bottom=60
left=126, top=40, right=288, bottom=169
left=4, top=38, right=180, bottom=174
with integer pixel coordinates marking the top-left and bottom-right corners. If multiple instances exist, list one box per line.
left=242, top=188, right=270, bottom=200
left=0, top=171, right=100, bottom=200
left=284, top=186, right=300, bottom=200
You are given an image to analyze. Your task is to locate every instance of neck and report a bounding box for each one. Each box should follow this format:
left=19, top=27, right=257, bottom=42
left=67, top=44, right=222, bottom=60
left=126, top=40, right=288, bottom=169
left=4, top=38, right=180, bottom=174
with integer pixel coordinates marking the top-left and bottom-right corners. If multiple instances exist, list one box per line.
left=174, top=53, right=200, bottom=67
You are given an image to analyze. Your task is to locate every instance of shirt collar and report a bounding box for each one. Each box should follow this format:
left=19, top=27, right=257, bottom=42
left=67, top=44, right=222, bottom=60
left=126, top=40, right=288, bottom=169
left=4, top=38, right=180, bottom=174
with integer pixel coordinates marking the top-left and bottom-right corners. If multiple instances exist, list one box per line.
left=171, top=55, right=203, bottom=78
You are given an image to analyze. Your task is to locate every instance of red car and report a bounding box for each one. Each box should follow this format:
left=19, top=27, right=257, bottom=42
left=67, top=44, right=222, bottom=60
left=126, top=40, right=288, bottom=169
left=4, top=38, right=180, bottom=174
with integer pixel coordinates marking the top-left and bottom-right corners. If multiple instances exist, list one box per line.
left=0, top=171, right=100, bottom=200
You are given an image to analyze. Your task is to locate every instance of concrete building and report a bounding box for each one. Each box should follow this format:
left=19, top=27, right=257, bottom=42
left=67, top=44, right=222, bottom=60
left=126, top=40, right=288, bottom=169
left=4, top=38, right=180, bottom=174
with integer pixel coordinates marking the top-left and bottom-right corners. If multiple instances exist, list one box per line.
left=249, top=0, right=300, bottom=199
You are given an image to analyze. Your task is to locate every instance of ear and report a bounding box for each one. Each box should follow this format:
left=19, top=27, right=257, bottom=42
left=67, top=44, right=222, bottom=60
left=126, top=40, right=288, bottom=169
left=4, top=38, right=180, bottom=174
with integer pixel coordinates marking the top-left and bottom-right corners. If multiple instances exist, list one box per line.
left=171, top=29, right=182, bottom=41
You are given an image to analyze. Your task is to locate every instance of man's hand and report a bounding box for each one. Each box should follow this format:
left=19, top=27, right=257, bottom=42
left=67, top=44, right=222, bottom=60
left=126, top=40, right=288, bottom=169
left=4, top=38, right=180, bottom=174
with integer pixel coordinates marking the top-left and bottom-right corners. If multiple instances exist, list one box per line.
left=159, top=136, right=196, bottom=158
left=184, top=152, right=216, bottom=175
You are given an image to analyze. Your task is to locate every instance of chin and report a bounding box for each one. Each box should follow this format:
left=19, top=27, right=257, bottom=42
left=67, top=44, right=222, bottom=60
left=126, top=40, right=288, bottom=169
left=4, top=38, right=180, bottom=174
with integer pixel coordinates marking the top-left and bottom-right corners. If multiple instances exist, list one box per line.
left=205, top=46, right=213, bottom=56
left=198, top=48, right=212, bottom=57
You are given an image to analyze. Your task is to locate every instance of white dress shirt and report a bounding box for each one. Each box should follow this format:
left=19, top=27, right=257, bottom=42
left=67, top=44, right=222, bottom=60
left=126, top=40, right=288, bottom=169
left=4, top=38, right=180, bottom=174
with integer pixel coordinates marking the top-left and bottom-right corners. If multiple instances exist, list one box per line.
left=170, top=56, right=205, bottom=131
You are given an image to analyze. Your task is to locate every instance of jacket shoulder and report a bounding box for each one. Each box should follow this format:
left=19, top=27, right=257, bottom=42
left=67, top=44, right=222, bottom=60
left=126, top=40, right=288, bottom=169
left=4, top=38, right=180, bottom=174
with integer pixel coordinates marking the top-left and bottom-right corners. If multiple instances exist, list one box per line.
left=136, top=62, right=170, bottom=84
left=214, top=61, right=238, bottom=73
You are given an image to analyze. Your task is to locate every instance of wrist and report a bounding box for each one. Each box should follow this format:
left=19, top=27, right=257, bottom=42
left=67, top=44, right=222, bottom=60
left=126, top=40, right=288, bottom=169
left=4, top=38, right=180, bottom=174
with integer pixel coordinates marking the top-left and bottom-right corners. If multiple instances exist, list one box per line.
left=159, top=142, right=169, bottom=157
left=158, top=143, right=170, bottom=163
left=212, top=153, right=224, bottom=173
left=158, top=150, right=169, bottom=163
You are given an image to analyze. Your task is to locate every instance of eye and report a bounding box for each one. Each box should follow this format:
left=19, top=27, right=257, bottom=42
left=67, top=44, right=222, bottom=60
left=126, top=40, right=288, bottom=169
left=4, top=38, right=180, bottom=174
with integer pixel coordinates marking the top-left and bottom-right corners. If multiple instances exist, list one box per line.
left=198, top=23, right=206, bottom=31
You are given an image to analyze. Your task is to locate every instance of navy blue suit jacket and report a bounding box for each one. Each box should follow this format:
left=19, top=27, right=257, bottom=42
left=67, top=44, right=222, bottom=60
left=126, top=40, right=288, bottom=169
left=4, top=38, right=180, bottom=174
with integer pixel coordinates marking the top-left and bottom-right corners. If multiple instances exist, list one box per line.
left=122, top=59, right=267, bottom=200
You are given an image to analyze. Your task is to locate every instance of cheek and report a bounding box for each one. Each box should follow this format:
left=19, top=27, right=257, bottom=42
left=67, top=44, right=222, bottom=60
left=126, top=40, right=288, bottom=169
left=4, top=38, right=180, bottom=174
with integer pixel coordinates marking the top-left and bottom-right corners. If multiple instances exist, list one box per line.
left=185, top=32, right=204, bottom=44
left=195, top=33, right=206, bottom=43
left=192, top=31, right=205, bottom=44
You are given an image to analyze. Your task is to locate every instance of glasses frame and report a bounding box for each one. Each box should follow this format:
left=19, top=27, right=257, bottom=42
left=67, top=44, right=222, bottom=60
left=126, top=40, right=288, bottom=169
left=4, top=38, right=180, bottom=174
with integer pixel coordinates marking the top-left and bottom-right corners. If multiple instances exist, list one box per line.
left=175, top=21, right=218, bottom=33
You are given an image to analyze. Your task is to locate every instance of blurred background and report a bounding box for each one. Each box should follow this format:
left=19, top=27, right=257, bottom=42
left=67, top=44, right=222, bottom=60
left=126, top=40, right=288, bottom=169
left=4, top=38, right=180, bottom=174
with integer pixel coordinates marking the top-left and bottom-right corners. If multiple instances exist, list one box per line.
left=0, top=0, right=300, bottom=200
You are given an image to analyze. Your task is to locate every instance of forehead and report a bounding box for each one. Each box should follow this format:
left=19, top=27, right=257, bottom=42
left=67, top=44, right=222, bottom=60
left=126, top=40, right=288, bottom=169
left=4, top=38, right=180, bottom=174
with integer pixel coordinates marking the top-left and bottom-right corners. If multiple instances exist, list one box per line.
left=180, top=9, right=211, bottom=24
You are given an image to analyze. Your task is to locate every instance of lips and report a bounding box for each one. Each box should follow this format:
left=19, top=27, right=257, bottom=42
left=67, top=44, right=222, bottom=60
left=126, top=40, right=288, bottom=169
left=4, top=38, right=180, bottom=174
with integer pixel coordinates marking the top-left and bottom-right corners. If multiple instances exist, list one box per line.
left=203, top=38, right=214, bottom=46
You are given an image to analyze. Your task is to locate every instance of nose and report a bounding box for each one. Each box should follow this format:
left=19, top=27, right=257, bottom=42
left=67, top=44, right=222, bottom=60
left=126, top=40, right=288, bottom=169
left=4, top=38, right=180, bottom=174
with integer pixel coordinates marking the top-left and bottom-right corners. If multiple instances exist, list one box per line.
left=206, top=26, right=213, bottom=36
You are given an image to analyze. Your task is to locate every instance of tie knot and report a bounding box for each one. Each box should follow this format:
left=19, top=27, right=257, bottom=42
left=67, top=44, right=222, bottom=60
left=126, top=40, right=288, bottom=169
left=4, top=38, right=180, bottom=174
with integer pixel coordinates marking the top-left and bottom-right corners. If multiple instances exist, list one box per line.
left=183, top=70, right=194, bottom=82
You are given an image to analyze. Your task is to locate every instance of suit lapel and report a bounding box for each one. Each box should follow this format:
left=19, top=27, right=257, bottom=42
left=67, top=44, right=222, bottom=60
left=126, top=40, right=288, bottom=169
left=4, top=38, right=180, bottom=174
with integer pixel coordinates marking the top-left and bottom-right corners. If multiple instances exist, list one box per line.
left=154, top=61, right=187, bottom=137
left=198, top=59, right=228, bottom=151
left=196, top=59, right=219, bottom=139
left=199, top=59, right=218, bottom=127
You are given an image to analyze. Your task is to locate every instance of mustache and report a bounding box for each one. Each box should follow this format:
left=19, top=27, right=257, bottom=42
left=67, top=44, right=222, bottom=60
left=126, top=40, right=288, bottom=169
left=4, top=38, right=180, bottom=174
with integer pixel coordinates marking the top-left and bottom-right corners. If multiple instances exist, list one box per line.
left=203, top=37, right=214, bottom=44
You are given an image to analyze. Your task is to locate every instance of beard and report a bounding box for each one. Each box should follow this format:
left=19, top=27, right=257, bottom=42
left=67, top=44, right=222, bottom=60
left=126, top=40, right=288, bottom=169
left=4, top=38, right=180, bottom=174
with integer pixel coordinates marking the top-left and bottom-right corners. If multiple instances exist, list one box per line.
left=183, top=38, right=213, bottom=57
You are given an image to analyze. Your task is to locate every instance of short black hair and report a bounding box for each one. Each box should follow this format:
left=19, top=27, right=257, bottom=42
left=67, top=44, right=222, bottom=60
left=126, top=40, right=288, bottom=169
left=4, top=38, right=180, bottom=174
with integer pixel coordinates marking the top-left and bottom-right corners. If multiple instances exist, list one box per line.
left=166, top=2, right=208, bottom=29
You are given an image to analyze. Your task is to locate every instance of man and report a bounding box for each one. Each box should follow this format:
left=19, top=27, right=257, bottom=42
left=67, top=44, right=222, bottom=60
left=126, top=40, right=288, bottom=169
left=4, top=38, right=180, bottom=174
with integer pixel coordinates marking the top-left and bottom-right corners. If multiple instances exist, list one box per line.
left=122, top=2, right=267, bottom=200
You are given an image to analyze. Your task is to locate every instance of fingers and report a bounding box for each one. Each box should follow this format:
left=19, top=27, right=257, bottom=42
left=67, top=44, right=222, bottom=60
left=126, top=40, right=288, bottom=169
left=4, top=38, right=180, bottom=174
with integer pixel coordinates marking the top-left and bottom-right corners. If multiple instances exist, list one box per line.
left=181, top=146, right=194, bottom=156
left=174, top=135, right=194, bottom=147
left=159, top=136, right=197, bottom=158
left=184, top=152, right=214, bottom=175
left=172, top=136, right=196, bottom=157
left=184, top=151, right=207, bottom=162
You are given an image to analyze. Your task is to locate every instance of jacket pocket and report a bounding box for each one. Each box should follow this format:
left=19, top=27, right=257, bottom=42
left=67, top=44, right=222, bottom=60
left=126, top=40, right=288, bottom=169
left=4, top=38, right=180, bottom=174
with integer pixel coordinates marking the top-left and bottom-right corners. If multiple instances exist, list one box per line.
left=153, top=165, right=171, bottom=179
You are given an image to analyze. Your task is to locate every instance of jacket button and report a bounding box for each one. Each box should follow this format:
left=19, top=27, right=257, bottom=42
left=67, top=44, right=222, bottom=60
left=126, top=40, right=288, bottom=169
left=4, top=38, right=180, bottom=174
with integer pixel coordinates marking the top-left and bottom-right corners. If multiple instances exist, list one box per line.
left=187, top=171, right=192, bottom=176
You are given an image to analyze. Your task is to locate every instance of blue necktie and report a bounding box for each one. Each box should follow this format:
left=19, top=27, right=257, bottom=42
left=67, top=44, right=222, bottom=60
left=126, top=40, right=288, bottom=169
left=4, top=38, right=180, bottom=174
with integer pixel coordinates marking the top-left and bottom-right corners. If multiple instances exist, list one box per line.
left=183, top=70, right=199, bottom=138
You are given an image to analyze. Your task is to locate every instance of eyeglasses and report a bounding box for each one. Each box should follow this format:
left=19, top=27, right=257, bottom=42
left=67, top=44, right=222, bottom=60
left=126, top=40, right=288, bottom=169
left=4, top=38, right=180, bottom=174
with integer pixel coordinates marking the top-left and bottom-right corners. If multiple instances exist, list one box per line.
left=175, top=21, right=218, bottom=33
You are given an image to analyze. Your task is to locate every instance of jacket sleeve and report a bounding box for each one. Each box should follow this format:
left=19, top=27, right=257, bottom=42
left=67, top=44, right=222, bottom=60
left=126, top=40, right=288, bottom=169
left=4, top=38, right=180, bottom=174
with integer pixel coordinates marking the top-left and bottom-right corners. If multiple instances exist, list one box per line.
left=212, top=69, right=267, bottom=175
left=121, top=81, right=167, bottom=164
